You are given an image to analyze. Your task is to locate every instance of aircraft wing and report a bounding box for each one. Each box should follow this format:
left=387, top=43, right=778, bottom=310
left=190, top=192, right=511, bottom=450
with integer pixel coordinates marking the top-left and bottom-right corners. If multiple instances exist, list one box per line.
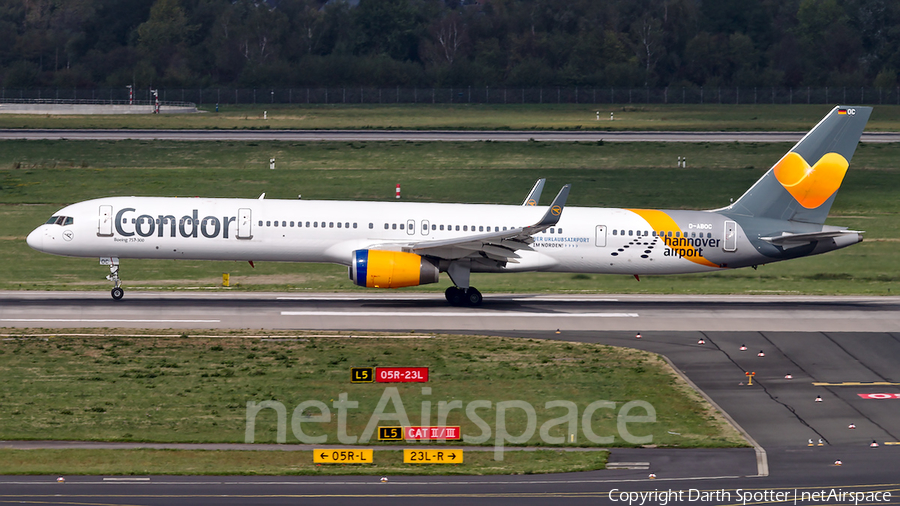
left=406, top=184, right=570, bottom=262
left=522, top=178, right=546, bottom=206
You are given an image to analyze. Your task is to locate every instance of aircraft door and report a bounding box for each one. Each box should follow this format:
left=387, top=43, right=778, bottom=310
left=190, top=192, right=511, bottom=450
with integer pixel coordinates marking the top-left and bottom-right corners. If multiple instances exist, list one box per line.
left=407, top=219, right=415, bottom=235
left=724, top=221, right=737, bottom=252
left=237, top=208, right=253, bottom=239
left=421, top=220, right=430, bottom=236
left=98, top=205, right=113, bottom=237
left=595, top=225, right=607, bottom=247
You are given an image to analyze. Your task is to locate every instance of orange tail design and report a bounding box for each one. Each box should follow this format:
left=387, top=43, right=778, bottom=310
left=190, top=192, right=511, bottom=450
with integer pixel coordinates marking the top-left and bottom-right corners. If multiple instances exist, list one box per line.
left=773, top=152, right=849, bottom=209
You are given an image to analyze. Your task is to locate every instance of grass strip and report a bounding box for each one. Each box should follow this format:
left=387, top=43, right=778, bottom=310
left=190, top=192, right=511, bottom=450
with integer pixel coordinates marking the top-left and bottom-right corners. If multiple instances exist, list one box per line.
left=2, top=104, right=900, bottom=131
left=0, top=331, right=746, bottom=449
left=2, top=139, right=898, bottom=295
left=0, top=448, right=607, bottom=475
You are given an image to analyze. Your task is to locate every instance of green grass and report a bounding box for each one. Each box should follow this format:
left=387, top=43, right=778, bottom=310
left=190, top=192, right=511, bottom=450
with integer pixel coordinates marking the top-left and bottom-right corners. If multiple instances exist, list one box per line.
left=0, top=332, right=745, bottom=449
left=2, top=104, right=900, bottom=131
left=0, top=448, right=608, bottom=476
left=1, top=139, right=898, bottom=294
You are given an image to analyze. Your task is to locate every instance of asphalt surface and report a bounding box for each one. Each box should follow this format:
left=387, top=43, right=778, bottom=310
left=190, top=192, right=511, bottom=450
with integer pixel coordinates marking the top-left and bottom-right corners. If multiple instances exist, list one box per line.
left=1, top=292, right=898, bottom=332
left=2, top=128, right=900, bottom=142
left=1, top=292, right=898, bottom=505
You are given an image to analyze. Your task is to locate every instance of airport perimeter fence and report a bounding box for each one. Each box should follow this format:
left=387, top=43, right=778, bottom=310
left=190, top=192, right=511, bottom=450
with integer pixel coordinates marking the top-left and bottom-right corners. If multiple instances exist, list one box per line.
left=2, top=86, right=900, bottom=107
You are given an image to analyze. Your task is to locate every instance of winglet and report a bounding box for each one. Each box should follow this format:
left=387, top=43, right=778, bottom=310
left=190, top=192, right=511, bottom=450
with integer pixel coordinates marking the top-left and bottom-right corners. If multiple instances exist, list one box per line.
left=522, top=178, right=546, bottom=206
left=533, top=184, right=570, bottom=227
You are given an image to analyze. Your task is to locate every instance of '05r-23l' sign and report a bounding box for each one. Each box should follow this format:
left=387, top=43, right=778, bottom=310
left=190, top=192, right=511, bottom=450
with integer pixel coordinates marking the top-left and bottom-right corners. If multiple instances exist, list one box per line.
left=351, top=367, right=428, bottom=383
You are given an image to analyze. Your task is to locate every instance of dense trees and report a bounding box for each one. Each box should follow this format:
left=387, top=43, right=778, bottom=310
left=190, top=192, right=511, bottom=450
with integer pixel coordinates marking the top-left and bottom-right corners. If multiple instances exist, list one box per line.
left=1, top=0, right=899, bottom=90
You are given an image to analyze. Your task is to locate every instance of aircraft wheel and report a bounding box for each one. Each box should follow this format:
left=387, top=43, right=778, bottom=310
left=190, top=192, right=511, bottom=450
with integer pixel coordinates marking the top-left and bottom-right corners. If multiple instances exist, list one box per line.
left=464, top=287, right=483, bottom=306
left=111, top=287, right=124, bottom=301
left=445, top=286, right=464, bottom=306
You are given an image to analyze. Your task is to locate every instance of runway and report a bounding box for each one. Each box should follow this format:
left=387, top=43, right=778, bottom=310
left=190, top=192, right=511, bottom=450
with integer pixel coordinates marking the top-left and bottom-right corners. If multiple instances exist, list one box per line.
left=2, top=128, right=900, bottom=142
left=2, top=291, right=899, bottom=505
left=1, top=292, right=898, bottom=332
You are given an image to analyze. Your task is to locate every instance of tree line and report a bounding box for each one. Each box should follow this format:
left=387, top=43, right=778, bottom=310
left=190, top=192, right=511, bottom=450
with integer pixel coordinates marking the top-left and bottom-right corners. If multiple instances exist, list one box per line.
left=2, top=0, right=899, bottom=91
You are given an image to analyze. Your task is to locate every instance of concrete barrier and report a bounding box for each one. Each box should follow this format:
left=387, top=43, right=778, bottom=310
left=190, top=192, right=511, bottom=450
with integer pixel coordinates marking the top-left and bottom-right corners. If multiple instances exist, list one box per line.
left=0, top=104, right=198, bottom=114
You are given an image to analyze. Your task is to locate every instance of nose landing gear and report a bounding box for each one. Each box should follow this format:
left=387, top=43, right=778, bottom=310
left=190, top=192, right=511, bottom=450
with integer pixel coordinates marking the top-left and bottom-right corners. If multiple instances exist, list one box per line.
left=101, top=257, right=124, bottom=301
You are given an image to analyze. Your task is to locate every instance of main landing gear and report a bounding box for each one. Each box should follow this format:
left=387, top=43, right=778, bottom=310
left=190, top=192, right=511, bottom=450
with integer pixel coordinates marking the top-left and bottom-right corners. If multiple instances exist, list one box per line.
left=443, top=260, right=482, bottom=306
left=445, top=286, right=482, bottom=307
left=102, top=257, right=124, bottom=301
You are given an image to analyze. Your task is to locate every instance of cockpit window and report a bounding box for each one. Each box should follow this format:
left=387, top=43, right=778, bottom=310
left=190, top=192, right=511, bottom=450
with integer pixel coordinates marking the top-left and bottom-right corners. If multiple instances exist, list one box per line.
left=45, top=216, right=74, bottom=226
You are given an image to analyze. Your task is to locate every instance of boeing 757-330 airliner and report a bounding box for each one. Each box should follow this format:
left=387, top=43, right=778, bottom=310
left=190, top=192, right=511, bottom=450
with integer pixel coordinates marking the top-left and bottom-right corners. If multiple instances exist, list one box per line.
left=27, top=106, right=871, bottom=305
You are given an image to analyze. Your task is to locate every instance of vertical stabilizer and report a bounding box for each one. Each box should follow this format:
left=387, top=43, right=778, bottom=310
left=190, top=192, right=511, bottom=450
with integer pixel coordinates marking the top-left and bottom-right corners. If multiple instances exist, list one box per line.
left=724, top=106, right=871, bottom=224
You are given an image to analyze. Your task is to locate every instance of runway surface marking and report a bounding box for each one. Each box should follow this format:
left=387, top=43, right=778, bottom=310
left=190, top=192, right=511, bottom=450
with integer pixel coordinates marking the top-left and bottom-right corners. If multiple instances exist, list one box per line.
left=280, top=311, right=639, bottom=318
left=4, top=487, right=899, bottom=503
left=0, top=475, right=757, bottom=486
left=276, top=296, right=620, bottom=302
left=813, top=381, right=900, bottom=386
left=0, top=319, right=221, bottom=323
left=858, top=393, right=900, bottom=399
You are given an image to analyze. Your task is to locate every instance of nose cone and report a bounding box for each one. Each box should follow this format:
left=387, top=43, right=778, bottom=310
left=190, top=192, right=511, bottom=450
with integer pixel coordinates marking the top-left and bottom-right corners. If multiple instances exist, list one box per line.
left=26, top=227, right=43, bottom=251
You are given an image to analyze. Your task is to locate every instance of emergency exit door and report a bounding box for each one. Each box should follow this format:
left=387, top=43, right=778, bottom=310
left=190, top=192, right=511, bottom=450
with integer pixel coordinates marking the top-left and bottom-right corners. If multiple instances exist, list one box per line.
left=98, top=205, right=113, bottom=236
left=595, top=225, right=607, bottom=247
left=237, top=208, right=253, bottom=239
left=724, top=221, right=737, bottom=252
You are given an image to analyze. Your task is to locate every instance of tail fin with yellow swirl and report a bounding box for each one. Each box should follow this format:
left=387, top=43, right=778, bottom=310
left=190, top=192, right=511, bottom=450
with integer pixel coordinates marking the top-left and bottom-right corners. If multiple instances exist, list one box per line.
left=724, top=106, right=871, bottom=225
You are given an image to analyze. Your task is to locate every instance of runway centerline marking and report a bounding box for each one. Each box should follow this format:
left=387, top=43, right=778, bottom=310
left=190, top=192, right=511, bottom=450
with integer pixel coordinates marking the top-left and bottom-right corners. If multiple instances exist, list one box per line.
left=276, top=296, right=619, bottom=302
left=280, top=311, right=638, bottom=318
left=0, top=318, right=221, bottom=323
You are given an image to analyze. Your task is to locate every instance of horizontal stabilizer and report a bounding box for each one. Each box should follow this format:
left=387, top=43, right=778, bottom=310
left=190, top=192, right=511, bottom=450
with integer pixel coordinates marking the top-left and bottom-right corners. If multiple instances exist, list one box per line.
left=760, top=229, right=863, bottom=247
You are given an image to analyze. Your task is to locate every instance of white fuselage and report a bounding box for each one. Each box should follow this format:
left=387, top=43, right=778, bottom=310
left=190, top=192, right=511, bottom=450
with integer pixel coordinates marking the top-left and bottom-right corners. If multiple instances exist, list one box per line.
left=27, top=196, right=731, bottom=276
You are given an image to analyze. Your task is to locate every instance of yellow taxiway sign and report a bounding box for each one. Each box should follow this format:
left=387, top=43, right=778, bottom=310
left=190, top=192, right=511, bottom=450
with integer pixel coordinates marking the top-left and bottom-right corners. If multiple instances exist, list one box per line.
left=403, top=449, right=463, bottom=464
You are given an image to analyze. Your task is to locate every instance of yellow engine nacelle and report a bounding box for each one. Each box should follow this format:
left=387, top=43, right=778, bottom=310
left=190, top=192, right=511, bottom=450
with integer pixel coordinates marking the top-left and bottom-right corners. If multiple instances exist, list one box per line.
left=349, top=250, right=440, bottom=288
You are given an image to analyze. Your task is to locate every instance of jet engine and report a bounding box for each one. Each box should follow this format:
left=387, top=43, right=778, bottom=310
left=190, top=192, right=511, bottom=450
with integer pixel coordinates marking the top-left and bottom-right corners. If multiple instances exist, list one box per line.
left=349, top=250, right=440, bottom=288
